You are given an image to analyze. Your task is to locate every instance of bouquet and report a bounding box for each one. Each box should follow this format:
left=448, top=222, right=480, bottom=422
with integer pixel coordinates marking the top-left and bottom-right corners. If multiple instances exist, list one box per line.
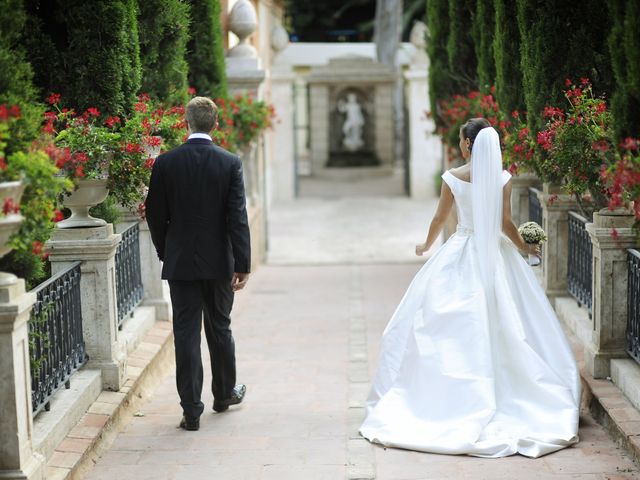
left=518, top=221, right=547, bottom=266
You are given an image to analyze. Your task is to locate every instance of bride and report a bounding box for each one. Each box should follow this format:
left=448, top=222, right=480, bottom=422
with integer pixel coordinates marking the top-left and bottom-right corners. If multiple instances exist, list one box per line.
left=360, top=118, right=580, bottom=458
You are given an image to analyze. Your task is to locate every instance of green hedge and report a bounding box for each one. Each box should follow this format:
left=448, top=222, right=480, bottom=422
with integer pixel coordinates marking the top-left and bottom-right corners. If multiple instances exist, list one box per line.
left=472, top=0, right=495, bottom=93
left=186, top=0, right=228, bottom=99
left=138, top=0, right=191, bottom=104
left=26, top=0, right=142, bottom=117
left=609, top=0, right=640, bottom=142
left=517, top=0, right=613, bottom=134
left=426, top=0, right=453, bottom=128
left=493, top=0, right=524, bottom=115
left=447, top=0, right=478, bottom=93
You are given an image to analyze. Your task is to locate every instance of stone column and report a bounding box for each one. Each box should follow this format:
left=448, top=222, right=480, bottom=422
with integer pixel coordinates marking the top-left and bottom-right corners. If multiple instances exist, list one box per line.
left=46, top=225, right=125, bottom=390
left=584, top=210, right=639, bottom=378
left=538, top=183, right=578, bottom=298
left=309, top=84, right=330, bottom=175
left=0, top=280, right=45, bottom=480
left=510, top=172, right=541, bottom=226
left=404, top=21, right=441, bottom=200
left=374, top=84, right=394, bottom=168
left=138, top=221, right=170, bottom=321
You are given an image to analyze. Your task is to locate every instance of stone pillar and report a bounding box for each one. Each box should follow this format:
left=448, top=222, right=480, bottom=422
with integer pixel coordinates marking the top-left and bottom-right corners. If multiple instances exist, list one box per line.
left=138, top=221, right=170, bottom=321
left=268, top=67, right=295, bottom=203
left=404, top=21, right=441, bottom=200
left=538, top=183, right=578, bottom=298
left=374, top=84, right=394, bottom=167
left=309, top=84, right=330, bottom=175
left=0, top=280, right=45, bottom=480
left=584, top=209, right=639, bottom=378
left=510, top=172, right=541, bottom=226
left=46, top=225, right=125, bottom=390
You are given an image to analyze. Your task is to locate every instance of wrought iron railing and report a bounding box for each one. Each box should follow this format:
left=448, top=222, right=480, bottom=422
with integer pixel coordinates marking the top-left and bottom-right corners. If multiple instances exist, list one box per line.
left=627, top=249, right=640, bottom=364
left=29, top=261, right=86, bottom=415
left=567, top=211, right=592, bottom=315
left=528, top=187, right=542, bottom=226
left=115, top=222, right=144, bottom=328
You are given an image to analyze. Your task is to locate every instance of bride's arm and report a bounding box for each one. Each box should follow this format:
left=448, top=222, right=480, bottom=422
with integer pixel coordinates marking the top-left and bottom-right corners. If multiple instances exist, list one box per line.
left=502, top=182, right=540, bottom=255
left=416, top=182, right=454, bottom=256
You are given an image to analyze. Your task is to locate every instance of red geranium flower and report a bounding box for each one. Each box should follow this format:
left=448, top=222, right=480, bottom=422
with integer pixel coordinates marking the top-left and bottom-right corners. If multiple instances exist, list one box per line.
left=46, top=93, right=61, bottom=105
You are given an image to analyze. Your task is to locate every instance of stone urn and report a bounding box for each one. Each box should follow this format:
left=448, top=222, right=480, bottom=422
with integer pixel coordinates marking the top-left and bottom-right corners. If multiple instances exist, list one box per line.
left=0, top=180, right=25, bottom=286
left=57, top=178, right=109, bottom=228
left=227, top=0, right=258, bottom=58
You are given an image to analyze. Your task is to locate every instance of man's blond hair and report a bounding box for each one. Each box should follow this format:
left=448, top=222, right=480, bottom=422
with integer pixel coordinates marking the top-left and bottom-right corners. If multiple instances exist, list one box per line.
left=185, top=96, right=218, bottom=133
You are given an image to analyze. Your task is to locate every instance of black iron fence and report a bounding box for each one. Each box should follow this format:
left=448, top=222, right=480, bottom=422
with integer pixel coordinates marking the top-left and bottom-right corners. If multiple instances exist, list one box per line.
left=627, top=249, right=640, bottom=364
left=115, top=222, right=144, bottom=328
left=528, top=187, right=542, bottom=226
left=567, top=211, right=593, bottom=315
left=29, top=261, right=86, bottom=416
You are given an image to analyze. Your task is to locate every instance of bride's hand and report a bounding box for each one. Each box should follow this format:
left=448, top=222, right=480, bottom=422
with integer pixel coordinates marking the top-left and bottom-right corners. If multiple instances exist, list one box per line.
left=525, top=243, right=541, bottom=256
left=415, top=243, right=428, bottom=256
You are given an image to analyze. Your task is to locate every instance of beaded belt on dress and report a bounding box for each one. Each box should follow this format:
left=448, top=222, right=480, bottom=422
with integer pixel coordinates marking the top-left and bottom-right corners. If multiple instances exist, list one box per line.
left=456, top=225, right=474, bottom=235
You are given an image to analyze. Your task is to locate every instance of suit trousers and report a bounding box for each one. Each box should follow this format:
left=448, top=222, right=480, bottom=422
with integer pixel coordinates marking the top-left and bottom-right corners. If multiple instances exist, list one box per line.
left=168, top=279, right=236, bottom=418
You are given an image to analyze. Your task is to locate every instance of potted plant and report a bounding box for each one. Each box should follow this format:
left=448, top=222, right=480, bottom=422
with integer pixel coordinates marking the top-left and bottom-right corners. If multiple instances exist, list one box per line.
left=535, top=79, right=615, bottom=219
left=45, top=95, right=120, bottom=227
left=603, top=138, right=640, bottom=228
left=0, top=102, right=71, bottom=287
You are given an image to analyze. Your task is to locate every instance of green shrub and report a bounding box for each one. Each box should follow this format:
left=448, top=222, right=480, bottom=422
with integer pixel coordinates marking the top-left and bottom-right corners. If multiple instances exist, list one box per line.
left=426, top=0, right=453, bottom=128
left=447, top=0, right=478, bottom=92
left=186, top=0, right=228, bottom=99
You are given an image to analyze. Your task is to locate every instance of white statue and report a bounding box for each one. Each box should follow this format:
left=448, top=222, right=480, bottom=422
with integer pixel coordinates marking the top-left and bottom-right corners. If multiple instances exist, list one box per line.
left=337, top=93, right=365, bottom=152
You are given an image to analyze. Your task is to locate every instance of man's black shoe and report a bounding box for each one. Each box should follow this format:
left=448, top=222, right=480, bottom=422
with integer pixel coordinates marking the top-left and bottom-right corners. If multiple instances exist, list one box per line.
left=213, top=384, right=247, bottom=413
left=179, top=415, right=200, bottom=431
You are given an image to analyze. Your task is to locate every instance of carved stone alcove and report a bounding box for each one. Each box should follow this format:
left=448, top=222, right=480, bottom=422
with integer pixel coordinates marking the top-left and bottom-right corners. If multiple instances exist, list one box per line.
left=308, top=55, right=395, bottom=177
left=329, top=87, right=377, bottom=167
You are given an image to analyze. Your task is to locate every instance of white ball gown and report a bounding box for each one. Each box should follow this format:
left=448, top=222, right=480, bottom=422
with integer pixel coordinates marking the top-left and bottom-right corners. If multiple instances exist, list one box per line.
left=359, top=168, right=580, bottom=458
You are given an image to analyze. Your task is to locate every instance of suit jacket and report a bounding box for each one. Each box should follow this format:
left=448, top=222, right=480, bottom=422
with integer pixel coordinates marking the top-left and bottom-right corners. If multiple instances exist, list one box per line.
left=144, top=138, right=251, bottom=280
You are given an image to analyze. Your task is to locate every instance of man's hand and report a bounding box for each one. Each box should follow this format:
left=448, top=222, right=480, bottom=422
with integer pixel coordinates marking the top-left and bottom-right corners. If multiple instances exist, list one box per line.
left=231, top=272, right=250, bottom=292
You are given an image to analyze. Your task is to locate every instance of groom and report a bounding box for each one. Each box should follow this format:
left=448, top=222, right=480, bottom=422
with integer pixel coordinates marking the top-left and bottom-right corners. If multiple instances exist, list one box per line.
left=145, top=96, right=251, bottom=431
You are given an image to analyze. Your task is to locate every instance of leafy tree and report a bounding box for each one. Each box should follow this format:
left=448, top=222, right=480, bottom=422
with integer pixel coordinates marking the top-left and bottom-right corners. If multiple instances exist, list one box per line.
left=426, top=0, right=453, bottom=128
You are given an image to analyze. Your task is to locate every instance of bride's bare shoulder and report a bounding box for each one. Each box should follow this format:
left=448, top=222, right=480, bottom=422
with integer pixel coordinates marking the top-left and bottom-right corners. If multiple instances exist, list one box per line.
left=448, top=165, right=471, bottom=182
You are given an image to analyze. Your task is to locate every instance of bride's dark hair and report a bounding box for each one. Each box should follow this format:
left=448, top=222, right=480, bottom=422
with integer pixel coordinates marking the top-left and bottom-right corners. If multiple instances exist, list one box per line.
left=461, top=118, right=491, bottom=152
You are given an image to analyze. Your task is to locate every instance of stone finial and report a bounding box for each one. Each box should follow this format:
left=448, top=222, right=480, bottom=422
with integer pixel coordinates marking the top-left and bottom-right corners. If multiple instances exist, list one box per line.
left=271, top=23, right=289, bottom=54
left=227, top=0, right=258, bottom=58
left=409, top=21, right=428, bottom=66
left=409, top=21, right=427, bottom=49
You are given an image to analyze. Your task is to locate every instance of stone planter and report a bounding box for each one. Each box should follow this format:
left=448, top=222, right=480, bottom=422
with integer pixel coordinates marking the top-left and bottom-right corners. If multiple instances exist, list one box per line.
left=57, top=178, right=109, bottom=228
left=0, top=180, right=25, bottom=286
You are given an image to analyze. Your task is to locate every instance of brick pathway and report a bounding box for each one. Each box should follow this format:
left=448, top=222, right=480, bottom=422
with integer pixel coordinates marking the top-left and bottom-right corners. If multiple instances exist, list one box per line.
left=83, top=186, right=640, bottom=479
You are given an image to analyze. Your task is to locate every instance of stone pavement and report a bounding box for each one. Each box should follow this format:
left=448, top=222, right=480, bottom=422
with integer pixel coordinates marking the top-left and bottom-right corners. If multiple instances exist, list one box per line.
left=81, top=178, right=640, bottom=479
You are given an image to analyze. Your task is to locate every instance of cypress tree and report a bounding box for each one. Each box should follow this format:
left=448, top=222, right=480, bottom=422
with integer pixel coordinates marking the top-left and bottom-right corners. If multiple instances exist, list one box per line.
left=493, top=0, right=524, bottom=115
left=138, top=0, right=191, bottom=104
left=447, top=0, right=478, bottom=92
left=609, top=0, right=640, bottom=141
left=472, top=0, right=495, bottom=93
left=426, top=0, right=453, bottom=128
left=26, top=0, right=142, bottom=117
left=186, top=0, right=228, bottom=99
left=517, top=0, right=612, bottom=134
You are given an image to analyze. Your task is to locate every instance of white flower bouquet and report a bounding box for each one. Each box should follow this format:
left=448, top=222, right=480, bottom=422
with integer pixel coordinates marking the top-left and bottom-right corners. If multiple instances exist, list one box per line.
left=518, top=221, right=547, bottom=266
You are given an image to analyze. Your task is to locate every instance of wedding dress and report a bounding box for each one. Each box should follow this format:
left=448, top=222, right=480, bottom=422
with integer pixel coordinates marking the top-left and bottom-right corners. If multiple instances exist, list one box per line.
left=360, top=128, right=580, bottom=458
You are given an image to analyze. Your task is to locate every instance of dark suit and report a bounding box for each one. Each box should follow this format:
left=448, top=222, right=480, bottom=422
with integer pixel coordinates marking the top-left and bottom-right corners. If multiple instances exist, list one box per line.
left=145, top=137, right=251, bottom=418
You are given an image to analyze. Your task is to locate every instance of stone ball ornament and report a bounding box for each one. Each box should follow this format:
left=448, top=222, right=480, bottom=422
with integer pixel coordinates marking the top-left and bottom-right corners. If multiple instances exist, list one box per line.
left=228, top=0, right=258, bottom=58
